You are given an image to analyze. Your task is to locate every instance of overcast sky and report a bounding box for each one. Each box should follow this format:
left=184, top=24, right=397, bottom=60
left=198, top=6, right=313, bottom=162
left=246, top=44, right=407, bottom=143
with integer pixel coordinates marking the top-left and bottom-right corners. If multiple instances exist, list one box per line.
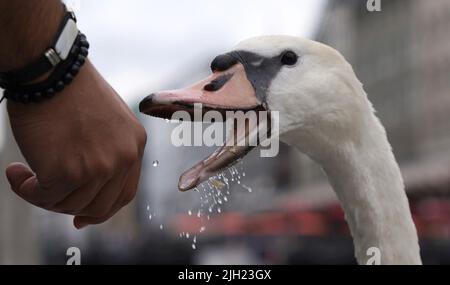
left=70, top=0, right=326, bottom=105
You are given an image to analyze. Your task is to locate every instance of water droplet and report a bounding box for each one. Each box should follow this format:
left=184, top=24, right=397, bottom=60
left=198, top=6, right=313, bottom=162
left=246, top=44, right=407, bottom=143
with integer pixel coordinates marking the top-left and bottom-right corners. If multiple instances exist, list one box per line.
left=186, top=233, right=190, bottom=238
left=146, top=205, right=150, bottom=211
left=159, top=224, right=164, bottom=230
left=197, top=210, right=201, bottom=218
left=165, top=118, right=170, bottom=123
left=242, top=184, right=252, bottom=193
left=207, top=215, right=210, bottom=220
left=217, top=208, right=222, bottom=213
left=152, top=160, right=159, bottom=167
left=188, top=210, right=192, bottom=216
left=199, top=226, right=206, bottom=233
left=218, top=199, right=222, bottom=205
left=242, top=172, right=246, bottom=177
left=193, top=236, right=197, bottom=243
left=192, top=244, right=196, bottom=250
left=237, top=180, right=241, bottom=184
left=208, top=207, right=213, bottom=213
left=224, top=196, right=228, bottom=202
left=148, top=214, right=152, bottom=220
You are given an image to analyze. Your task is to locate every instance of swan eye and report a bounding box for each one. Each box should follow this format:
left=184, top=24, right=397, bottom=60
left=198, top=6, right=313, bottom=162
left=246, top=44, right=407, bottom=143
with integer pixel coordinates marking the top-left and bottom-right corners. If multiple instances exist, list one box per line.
left=281, top=51, right=298, bottom=66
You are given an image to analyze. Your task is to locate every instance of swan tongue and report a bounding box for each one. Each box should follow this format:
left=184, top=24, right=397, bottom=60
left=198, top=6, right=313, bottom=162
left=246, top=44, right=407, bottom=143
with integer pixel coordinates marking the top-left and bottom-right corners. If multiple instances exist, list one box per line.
left=178, top=144, right=254, bottom=191
left=178, top=109, right=270, bottom=191
left=178, top=113, right=255, bottom=191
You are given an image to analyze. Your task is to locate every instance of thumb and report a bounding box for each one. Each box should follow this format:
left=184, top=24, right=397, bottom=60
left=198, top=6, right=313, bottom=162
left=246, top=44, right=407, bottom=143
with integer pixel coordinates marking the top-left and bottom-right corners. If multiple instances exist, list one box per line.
left=5, top=162, right=40, bottom=202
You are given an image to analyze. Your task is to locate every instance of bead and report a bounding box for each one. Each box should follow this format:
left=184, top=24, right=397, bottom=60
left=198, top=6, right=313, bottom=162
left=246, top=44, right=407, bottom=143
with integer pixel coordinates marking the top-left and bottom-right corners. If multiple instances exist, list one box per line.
left=71, top=64, right=80, bottom=75
left=63, top=73, right=74, bottom=84
left=77, top=54, right=85, bottom=65
left=19, top=94, right=30, bottom=104
left=79, top=47, right=88, bottom=57
left=54, top=81, right=65, bottom=92
left=80, top=40, right=89, bottom=49
left=32, top=92, right=43, bottom=103
left=45, top=88, right=55, bottom=98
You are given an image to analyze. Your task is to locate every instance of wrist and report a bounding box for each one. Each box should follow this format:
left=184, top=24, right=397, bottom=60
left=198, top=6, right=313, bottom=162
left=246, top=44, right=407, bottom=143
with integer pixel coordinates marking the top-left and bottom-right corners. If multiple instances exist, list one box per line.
left=7, top=58, right=95, bottom=117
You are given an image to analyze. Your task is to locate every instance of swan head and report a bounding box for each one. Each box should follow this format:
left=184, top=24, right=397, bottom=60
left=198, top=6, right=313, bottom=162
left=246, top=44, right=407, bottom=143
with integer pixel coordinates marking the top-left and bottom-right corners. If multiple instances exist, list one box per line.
left=140, top=35, right=372, bottom=190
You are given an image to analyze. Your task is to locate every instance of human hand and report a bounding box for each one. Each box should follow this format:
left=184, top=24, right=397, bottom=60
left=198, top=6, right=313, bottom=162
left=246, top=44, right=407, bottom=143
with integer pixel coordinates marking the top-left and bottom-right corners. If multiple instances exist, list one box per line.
left=5, top=60, right=147, bottom=229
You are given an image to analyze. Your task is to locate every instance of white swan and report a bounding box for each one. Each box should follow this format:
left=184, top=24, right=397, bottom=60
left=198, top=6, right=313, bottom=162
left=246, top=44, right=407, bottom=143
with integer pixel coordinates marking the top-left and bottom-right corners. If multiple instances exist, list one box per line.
left=140, top=35, right=422, bottom=265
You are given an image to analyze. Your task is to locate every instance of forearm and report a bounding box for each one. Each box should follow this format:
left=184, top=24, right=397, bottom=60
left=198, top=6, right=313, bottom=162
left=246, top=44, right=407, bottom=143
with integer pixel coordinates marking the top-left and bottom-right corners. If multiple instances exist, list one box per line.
left=0, top=0, right=63, bottom=72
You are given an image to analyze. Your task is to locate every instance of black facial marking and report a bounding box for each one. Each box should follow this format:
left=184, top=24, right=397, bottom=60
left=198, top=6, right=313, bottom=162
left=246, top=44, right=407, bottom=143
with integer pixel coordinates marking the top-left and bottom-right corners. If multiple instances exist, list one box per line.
left=232, top=51, right=285, bottom=102
left=210, top=53, right=239, bottom=72
left=209, top=50, right=299, bottom=102
left=204, top=73, right=233, bottom=92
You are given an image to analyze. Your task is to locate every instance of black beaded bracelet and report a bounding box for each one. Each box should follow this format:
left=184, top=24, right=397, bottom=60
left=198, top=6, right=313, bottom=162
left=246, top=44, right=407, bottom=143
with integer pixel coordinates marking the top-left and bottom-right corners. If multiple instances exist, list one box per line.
left=1, top=33, right=89, bottom=104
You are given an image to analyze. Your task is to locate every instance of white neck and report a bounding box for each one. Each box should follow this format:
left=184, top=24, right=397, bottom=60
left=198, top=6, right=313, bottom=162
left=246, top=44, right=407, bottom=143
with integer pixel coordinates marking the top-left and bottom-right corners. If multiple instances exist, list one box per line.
left=282, top=111, right=422, bottom=265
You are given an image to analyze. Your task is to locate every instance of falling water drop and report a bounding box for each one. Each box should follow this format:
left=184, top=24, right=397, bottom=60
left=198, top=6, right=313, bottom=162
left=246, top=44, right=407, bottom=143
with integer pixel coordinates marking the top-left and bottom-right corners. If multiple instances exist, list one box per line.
left=199, top=226, right=206, bottom=233
left=159, top=224, right=164, bottom=230
left=193, top=236, right=197, bottom=243
left=224, top=196, right=228, bottom=202
left=217, top=208, right=222, bottom=213
left=146, top=205, right=150, bottom=211
left=186, top=233, right=190, bottom=238
left=197, top=210, right=201, bottom=218
left=192, top=244, right=196, bottom=250
left=148, top=214, right=152, bottom=220
left=242, top=184, right=252, bottom=193
left=152, top=160, right=159, bottom=167
left=188, top=210, right=192, bottom=216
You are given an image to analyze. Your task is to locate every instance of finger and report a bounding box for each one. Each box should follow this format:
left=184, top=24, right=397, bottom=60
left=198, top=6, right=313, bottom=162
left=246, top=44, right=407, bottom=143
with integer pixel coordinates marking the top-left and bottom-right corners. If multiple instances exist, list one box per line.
left=74, top=168, right=129, bottom=220
left=74, top=160, right=142, bottom=229
left=5, top=162, right=75, bottom=208
left=5, top=162, right=35, bottom=191
left=5, top=162, right=47, bottom=207
left=50, top=179, right=107, bottom=215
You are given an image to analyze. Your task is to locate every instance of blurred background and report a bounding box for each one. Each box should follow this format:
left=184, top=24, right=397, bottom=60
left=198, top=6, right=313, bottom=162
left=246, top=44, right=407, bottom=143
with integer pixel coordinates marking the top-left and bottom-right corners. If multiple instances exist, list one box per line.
left=1, top=0, right=450, bottom=264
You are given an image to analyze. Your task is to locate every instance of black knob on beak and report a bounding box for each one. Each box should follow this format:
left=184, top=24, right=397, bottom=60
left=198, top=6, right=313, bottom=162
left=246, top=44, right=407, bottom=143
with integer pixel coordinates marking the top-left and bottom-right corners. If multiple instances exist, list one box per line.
left=139, top=93, right=155, bottom=113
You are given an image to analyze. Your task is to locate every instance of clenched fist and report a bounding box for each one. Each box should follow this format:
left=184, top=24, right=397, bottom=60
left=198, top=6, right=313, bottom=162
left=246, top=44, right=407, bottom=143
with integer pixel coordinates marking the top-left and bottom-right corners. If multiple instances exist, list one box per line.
left=5, top=60, right=147, bottom=229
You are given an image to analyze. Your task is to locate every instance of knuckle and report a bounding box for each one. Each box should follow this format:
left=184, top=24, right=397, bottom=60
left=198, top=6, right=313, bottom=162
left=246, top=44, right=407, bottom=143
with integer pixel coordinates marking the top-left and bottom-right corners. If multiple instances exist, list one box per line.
left=120, top=149, right=138, bottom=167
left=60, top=169, right=86, bottom=186
left=136, top=125, right=148, bottom=150
left=90, top=160, right=114, bottom=179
